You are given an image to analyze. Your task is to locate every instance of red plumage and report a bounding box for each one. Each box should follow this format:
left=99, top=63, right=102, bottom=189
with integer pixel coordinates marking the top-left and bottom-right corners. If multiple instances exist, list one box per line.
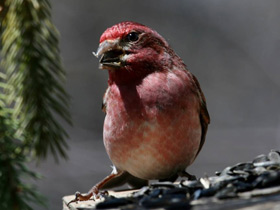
left=69, top=21, right=210, bottom=204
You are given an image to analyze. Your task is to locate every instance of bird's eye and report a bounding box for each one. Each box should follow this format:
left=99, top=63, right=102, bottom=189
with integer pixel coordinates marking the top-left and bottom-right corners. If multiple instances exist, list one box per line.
left=126, top=32, right=139, bottom=42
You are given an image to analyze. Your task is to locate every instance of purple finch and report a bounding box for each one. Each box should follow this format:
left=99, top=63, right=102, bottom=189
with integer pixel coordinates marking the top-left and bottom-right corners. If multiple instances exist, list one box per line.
left=69, top=21, right=210, bottom=204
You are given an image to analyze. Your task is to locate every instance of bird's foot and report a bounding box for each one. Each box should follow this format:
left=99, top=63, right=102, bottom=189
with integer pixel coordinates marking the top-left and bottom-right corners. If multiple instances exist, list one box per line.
left=67, top=186, right=104, bottom=206
left=67, top=170, right=123, bottom=206
left=179, top=171, right=197, bottom=180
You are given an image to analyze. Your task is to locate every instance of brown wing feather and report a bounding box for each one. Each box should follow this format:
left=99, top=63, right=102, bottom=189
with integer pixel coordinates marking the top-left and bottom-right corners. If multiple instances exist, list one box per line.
left=102, top=101, right=106, bottom=113
left=102, top=87, right=110, bottom=113
left=191, top=74, right=210, bottom=158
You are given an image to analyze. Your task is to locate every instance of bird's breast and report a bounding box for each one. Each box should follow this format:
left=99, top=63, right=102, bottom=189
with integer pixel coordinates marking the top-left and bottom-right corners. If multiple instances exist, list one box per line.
left=103, top=70, right=201, bottom=180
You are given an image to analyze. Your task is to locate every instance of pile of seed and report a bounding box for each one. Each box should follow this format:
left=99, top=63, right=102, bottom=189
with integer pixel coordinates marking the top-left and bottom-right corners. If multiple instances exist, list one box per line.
left=95, top=150, right=280, bottom=209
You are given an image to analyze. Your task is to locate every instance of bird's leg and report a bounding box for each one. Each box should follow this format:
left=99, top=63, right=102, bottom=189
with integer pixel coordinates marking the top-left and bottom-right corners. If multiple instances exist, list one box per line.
left=67, top=170, right=124, bottom=206
left=178, top=171, right=197, bottom=180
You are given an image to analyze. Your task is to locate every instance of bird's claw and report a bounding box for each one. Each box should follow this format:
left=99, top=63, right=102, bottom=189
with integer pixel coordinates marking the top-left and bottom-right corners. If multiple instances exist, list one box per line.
left=67, top=191, right=93, bottom=206
left=67, top=191, right=85, bottom=206
left=67, top=188, right=108, bottom=207
left=179, top=171, right=197, bottom=180
left=99, top=190, right=109, bottom=197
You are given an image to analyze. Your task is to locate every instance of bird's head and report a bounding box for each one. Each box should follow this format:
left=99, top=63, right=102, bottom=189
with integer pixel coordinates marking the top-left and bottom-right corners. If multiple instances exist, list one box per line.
left=94, top=22, right=179, bottom=84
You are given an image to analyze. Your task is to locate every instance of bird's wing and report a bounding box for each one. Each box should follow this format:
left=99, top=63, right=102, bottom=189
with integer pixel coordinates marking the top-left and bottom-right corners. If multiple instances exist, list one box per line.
left=191, top=74, right=210, bottom=158
left=102, top=87, right=110, bottom=113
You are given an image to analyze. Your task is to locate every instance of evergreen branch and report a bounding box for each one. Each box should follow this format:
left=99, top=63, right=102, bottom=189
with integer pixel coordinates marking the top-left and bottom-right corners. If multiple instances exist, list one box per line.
left=0, top=102, right=46, bottom=210
left=0, top=0, right=71, bottom=209
left=1, top=0, right=71, bottom=161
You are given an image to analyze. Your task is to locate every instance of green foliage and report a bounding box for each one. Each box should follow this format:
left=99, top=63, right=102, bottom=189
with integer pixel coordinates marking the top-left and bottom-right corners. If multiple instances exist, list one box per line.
left=0, top=80, right=47, bottom=209
left=2, top=0, right=71, bottom=160
left=0, top=123, right=46, bottom=210
left=0, top=0, right=71, bottom=209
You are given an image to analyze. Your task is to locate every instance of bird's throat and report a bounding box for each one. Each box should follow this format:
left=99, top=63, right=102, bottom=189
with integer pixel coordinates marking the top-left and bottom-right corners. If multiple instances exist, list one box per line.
left=108, top=68, right=150, bottom=86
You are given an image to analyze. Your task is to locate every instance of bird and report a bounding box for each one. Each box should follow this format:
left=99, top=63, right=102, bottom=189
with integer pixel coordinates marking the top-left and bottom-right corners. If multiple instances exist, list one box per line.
left=68, top=21, right=210, bottom=204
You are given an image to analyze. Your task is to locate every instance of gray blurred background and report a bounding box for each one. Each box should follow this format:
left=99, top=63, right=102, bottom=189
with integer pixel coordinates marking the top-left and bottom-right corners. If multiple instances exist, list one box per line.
left=31, top=0, right=280, bottom=209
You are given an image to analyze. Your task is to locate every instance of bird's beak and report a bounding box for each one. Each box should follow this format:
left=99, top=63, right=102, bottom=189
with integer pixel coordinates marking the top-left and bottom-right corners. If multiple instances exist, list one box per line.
left=93, top=39, right=124, bottom=69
